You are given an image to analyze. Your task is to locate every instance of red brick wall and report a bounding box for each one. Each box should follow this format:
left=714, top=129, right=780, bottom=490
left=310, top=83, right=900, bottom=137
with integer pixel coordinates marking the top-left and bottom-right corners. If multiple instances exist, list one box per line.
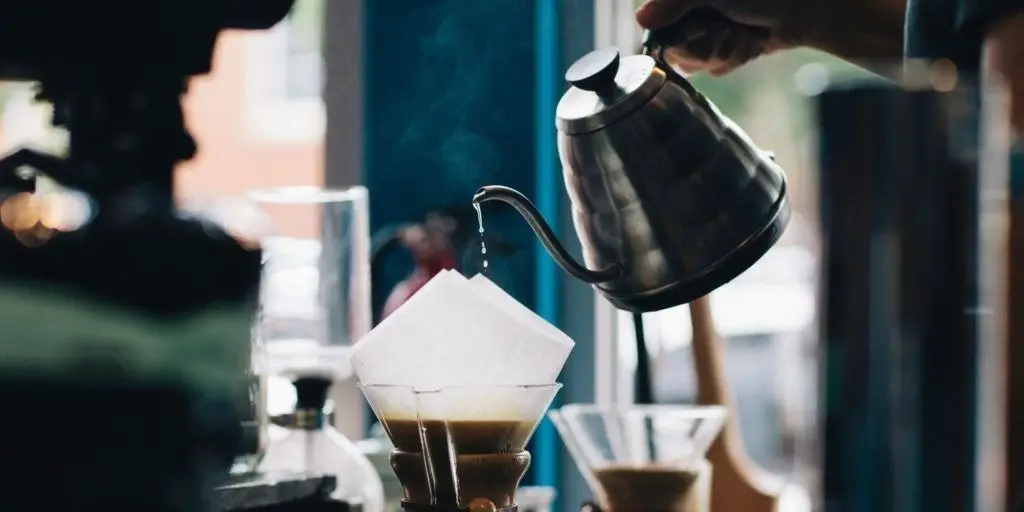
left=0, top=33, right=323, bottom=237
left=176, top=32, right=323, bottom=202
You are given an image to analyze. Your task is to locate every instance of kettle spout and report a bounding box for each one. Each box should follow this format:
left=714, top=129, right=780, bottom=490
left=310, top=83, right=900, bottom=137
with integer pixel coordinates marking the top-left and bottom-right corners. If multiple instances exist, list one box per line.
left=473, top=185, right=623, bottom=284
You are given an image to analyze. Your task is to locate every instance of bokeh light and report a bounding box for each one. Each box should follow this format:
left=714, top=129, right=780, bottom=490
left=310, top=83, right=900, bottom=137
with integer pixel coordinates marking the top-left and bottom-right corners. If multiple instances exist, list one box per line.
left=0, top=190, right=94, bottom=246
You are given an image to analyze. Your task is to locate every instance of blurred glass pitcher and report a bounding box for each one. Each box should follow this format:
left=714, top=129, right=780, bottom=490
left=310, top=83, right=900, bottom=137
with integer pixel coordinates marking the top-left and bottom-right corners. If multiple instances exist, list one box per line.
left=474, top=10, right=790, bottom=312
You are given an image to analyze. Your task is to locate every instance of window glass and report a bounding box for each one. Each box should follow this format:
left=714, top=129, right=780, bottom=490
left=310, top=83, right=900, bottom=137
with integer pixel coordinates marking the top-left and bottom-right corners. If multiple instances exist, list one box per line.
left=284, top=0, right=324, bottom=98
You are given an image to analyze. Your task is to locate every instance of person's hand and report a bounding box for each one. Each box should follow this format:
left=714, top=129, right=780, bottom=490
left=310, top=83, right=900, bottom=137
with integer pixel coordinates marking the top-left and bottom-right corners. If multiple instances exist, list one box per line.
left=635, top=0, right=813, bottom=76
left=636, top=0, right=906, bottom=76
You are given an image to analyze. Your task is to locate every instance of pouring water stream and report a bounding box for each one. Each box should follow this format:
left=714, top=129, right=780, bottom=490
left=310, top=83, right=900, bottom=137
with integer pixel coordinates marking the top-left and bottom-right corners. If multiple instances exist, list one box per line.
left=472, top=198, right=654, bottom=411
left=473, top=202, right=489, bottom=272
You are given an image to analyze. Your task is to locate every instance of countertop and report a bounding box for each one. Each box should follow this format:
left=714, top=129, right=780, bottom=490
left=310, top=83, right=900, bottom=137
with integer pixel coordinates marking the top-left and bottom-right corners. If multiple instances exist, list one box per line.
left=215, top=472, right=348, bottom=511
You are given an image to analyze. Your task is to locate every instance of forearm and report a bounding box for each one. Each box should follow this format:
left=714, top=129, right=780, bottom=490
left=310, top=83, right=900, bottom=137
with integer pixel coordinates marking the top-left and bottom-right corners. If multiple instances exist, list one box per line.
left=809, top=0, right=908, bottom=68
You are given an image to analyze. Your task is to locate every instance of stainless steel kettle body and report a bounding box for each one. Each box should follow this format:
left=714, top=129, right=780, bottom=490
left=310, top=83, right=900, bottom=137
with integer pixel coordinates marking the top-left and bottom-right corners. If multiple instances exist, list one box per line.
left=476, top=40, right=790, bottom=313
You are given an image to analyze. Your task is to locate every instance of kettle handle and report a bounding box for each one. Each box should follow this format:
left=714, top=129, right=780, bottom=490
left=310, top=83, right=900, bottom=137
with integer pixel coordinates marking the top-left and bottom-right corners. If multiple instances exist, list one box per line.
left=473, top=186, right=624, bottom=284
left=641, top=13, right=781, bottom=162
left=640, top=7, right=769, bottom=95
left=640, top=27, right=713, bottom=107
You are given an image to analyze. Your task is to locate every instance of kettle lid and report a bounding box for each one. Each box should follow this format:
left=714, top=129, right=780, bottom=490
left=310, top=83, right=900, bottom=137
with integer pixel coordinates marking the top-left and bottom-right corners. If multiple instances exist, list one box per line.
left=556, top=47, right=664, bottom=135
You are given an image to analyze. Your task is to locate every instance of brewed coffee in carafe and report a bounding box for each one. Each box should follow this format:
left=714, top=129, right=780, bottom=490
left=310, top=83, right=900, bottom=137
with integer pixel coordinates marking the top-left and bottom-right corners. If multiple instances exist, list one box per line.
left=387, top=419, right=531, bottom=505
left=550, top=404, right=726, bottom=512
left=364, top=385, right=558, bottom=509
left=593, top=466, right=705, bottom=512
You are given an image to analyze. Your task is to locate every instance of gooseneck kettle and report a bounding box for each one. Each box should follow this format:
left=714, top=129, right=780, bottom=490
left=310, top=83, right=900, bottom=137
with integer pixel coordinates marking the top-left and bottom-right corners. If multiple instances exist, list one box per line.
left=474, top=16, right=790, bottom=313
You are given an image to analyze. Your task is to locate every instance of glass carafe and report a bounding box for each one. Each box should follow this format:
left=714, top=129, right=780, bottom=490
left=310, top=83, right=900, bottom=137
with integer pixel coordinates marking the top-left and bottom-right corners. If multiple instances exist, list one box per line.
left=260, top=376, right=384, bottom=510
left=550, top=404, right=726, bottom=512
left=361, top=384, right=561, bottom=511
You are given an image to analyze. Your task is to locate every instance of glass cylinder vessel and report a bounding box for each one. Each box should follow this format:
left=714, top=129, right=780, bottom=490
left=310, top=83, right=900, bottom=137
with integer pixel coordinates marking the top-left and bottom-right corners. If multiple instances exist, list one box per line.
left=251, top=186, right=381, bottom=510
left=249, top=186, right=371, bottom=379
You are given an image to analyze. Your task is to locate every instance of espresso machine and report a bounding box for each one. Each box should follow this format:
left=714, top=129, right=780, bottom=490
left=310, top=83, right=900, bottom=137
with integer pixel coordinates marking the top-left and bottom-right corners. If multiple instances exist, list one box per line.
left=0, top=1, right=341, bottom=511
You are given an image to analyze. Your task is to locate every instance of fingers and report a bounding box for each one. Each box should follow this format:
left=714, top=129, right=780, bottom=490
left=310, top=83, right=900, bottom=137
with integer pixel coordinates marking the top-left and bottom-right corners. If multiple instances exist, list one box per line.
left=658, top=24, right=766, bottom=76
left=639, top=4, right=768, bottom=77
left=636, top=0, right=705, bottom=29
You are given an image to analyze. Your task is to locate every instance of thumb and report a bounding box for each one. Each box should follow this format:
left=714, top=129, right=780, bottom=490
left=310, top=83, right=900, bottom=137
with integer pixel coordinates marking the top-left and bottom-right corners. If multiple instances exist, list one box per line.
left=636, top=0, right=704, bottom=29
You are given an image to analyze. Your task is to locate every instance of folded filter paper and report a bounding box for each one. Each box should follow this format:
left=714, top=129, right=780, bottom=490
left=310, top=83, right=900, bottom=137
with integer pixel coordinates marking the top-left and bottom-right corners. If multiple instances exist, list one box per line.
left=352, top=271, right=571, bottom=508
left=349, top=270, right=574, bottom=392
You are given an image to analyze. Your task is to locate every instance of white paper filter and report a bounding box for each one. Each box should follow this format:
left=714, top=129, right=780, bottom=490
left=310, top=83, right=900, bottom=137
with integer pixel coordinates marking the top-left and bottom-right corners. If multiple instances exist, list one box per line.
left=469, top=274, right=574, bottom=351
left=349, top=270, right=573, bottom=391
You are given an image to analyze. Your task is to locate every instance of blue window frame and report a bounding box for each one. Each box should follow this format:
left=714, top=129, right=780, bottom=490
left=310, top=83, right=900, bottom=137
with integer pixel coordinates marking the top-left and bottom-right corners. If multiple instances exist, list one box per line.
left=530, top=0, right=562, bottom=497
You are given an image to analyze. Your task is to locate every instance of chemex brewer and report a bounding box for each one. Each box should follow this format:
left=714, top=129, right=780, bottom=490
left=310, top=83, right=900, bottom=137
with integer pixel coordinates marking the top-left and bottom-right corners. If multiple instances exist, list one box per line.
left=350, top=270, right=573, bottom=512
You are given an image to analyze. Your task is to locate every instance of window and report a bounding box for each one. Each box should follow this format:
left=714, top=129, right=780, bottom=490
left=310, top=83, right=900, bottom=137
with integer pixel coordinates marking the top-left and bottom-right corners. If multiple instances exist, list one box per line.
left=591, top=0, right=643, bottom=408
left=281, top=0, right=324, bottom=99
left=0, top=85, right=69, bottom=195
left=243, top=0, right=326, bottom=142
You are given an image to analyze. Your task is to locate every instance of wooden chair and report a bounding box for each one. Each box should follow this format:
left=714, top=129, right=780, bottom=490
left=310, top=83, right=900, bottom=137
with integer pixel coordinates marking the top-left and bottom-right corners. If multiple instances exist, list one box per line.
left=689, top=295, right=785, bottom=512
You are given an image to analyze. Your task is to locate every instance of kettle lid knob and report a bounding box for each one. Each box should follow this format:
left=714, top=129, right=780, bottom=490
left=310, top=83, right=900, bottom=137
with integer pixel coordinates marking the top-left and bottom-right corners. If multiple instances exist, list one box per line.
left=565, top=48, right=620, bottom=93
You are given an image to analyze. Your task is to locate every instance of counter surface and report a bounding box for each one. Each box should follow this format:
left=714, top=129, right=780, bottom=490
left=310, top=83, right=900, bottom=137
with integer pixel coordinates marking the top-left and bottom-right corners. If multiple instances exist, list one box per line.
left=215, top=472, right=343, bottom=511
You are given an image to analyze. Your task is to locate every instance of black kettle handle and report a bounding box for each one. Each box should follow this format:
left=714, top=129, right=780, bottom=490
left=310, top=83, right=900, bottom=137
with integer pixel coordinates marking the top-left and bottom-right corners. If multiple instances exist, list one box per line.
left=640, top=7, right=778, bottom=156
left=640, top=10, right=717, bottom=100
left=641, top=6, right=731, bottom=58
left=641, top=6, right=771, bottom=54
left=641, top=7, right=770, bottom=86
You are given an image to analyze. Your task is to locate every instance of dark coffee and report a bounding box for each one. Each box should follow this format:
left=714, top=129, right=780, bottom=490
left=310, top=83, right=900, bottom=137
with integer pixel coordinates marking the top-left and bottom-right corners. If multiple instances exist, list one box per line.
left=592, top=466, right=703, bottom=512
left=384, top=418, right=534, bottom=454
left=391, top=450, right=530, bottom=507
left=384, top=418, right=533, bottom=508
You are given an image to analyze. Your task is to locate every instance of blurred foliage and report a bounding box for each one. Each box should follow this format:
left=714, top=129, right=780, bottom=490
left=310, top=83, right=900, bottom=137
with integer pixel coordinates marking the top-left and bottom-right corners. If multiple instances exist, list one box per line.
left=690, top=49, right=873, bottom=135
left=684, top=49, right=876, bottom=245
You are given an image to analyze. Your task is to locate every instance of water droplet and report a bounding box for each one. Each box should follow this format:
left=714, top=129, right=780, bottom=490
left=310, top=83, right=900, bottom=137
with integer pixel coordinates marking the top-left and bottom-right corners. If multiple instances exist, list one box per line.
left=473, top=202, right=489, bottom=273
